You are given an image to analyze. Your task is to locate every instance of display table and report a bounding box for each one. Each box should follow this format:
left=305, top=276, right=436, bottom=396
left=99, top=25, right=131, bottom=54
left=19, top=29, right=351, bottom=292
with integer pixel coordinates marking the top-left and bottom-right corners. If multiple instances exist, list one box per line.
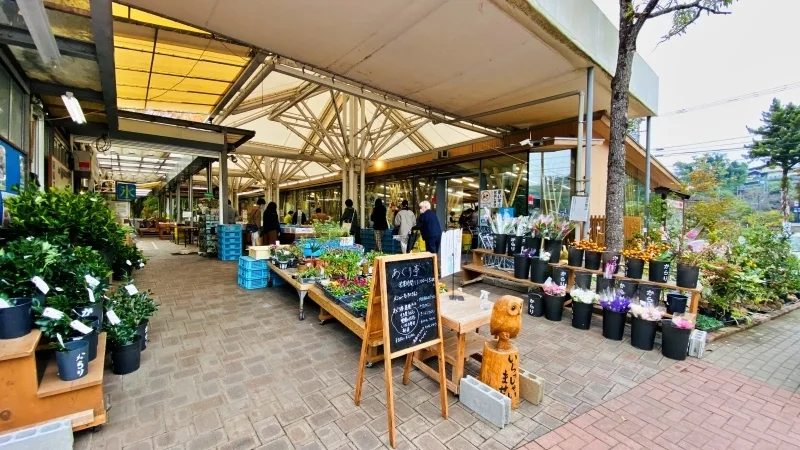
left=279, top=226, right=315, bottom=245
left=267, top=262, right=314, bottom=320
left=157, top=222, right=176, bottom=240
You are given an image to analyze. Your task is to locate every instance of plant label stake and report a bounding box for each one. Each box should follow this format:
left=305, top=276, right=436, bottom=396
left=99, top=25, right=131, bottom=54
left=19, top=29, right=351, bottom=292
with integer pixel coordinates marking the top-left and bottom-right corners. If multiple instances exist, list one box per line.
left=354, top=253, right=448, bottom=448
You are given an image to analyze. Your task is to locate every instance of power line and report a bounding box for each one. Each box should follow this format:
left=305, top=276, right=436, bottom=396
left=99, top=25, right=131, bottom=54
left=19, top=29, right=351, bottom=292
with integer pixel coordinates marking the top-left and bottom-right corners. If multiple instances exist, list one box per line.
left=660, top=81, right=800, bottom=116
left=654, top=146, right=750, bottom=157
left=658, top=135, right=752, bottom=149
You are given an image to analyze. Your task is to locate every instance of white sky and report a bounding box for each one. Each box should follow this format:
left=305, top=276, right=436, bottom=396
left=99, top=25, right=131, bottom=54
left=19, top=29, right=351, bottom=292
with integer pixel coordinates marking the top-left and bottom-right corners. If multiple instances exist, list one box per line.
left=594, top=0, right=800, bottom=170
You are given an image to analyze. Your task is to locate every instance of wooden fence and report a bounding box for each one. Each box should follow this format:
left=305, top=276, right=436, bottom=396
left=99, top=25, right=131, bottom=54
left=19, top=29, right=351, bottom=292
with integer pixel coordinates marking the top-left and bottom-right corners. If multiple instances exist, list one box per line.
left=589, top=215, right=643, bottom=246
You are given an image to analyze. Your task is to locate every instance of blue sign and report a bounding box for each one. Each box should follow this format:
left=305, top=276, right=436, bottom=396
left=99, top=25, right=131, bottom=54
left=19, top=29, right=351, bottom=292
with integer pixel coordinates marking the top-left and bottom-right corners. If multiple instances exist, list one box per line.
left=116, top=182, right=136, bottom=201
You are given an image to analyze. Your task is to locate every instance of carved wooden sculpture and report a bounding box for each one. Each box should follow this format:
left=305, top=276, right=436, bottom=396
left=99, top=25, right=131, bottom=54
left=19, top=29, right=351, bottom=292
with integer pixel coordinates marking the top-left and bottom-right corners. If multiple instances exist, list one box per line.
left=489, top=296, right=522, bottom=350
left=481, top=295, right=523, bottom=408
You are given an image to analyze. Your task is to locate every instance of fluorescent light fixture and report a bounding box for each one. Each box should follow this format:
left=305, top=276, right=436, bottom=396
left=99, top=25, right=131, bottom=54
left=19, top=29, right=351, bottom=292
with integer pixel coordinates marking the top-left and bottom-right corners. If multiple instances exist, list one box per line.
left=17, top=0, right=62, bottom=67
left=468, top=183, right=479, bottom=189
left=462, top=177, right=474, bottom=182
left=61, top=92, right=86, bottom=124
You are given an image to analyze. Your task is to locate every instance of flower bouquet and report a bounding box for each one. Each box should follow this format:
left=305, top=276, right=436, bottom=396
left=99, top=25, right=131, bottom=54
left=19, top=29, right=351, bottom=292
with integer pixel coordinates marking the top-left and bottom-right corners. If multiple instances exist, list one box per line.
left=570, top=288, right=598, bottom=330
left=662, top=313, right=695, bottom=360
left=629, top=300, right=665, bottom=350
left=540, top=215, right=574, bottom=263
left=599, top=291, right=630, bottom=341
left=542, top=281, right=567, bottom=322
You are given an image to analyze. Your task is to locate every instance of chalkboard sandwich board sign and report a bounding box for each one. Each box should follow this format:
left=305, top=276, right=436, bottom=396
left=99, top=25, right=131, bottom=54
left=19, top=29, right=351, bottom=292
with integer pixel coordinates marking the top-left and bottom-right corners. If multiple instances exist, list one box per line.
left=354, top=252, right=449, bottom=448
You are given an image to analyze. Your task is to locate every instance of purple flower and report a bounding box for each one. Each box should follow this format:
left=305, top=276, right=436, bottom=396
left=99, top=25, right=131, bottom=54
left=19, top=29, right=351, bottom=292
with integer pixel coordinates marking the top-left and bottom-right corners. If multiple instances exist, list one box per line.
left=599, top=293, right=630, bottom=313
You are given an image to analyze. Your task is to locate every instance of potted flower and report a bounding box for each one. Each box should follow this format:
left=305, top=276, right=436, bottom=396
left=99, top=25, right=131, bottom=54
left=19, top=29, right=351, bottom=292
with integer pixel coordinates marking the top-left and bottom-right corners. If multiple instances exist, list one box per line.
left=542, top=282, right=567, bottom=322
left=648, top=242, right=673, bottom=283
left=530, top=251, right=550, bottom=284
left=599, top=292, right=630, bottom=341
left=570, top=288, right=598, bottom=330
left=274, top=248, right=293, bottom=269
left=596, top=261, right=617, bottom=294
left=508, top=217, right=528, bottom=256
left=622, top=239, right=648, bottom=279
left=676, top=248, right=703, bottom=289
left=298, top=266, right=322, bottom=284
left=105, top=314, right=143, bottom=375
left=525, top=214, right=544, bottom=258
left=572, top=239, right=604, bottom=269
left=629, top=301, right=665, bottom=350
left=513, top=249, right=532, bottom=280
left=540, top=215, right=575, bottom=263
left=488, top=210, right=513, bottom=255
left=662, top=314, right=694, bottom=360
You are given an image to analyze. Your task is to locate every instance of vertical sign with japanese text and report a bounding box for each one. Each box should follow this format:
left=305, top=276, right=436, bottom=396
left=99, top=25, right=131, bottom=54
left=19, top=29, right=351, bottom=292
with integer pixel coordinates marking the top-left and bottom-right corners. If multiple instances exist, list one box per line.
left=384, top=256, right=439, bottom=354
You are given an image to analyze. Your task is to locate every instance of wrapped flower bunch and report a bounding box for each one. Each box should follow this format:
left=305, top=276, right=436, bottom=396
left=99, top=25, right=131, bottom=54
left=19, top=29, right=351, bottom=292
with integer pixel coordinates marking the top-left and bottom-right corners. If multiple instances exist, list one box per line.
left=599, top=291, right=630, bottom=313
left=670, top=314, right=695, bottom=329
left=543, top=282, right=566, bottom=297
left=539, top=251, right=551, bottom=261
left=629, top=301, right=665, bottom=321
left=570, top=288, right=598, bottom=304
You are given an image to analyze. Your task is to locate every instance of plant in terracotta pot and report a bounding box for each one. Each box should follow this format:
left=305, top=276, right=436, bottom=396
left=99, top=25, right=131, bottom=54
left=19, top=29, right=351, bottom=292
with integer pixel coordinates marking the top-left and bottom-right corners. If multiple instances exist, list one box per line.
left=542, top=281, right=567, bottom=322
left=599, top=291, right=630, bottom=341
left=629, top=300, right=665, bottom=351
left=569, top=288, right=598, bottom=330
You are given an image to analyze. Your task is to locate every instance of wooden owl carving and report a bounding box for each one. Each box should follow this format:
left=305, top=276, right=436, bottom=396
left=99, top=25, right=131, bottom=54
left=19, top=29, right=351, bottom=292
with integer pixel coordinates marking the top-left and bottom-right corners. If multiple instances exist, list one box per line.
left=490, top=295, right=523, bottom=351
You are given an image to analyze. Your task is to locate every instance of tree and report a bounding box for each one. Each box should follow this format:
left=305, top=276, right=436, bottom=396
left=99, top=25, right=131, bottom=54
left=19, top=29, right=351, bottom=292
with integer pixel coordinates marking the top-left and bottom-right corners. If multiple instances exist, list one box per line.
left=747, top=98, right=800, bottom=219
left=604, top=0, right=734, bottom=251
left=674, top=153, right=747, bottom=196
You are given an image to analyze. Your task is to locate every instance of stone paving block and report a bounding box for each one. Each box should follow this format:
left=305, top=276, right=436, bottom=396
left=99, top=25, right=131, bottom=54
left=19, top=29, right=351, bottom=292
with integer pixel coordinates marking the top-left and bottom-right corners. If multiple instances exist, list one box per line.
left=459, top=376, right=511, bottom=428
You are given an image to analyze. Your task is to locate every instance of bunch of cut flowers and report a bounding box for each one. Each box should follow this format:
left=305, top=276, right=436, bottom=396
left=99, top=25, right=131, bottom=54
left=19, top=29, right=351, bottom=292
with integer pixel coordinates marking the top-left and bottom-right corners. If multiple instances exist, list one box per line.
left=570, top=288, right=598, bottom=304
left=629, top=300, right=665, bottom=321
left=599, top=290, right=630, bottom=313
left=542, top=280, right=566, bottom=297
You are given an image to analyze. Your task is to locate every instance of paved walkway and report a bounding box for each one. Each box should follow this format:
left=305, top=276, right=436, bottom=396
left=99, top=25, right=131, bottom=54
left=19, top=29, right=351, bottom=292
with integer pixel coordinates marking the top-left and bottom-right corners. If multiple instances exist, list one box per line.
left=74, top=239, right=800, bottom=449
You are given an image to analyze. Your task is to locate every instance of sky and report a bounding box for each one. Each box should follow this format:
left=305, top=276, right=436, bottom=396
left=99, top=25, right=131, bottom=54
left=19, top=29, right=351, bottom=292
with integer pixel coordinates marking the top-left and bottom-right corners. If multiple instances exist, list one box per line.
left=593, top=0, right=800, bottom=170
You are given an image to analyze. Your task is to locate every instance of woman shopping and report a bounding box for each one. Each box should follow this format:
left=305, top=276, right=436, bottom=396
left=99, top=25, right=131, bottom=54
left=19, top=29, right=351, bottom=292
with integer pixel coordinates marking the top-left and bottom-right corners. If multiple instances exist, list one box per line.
left=370, top=199, right=389, bottom=251
left=393, top=200, right=416, bottom=253
left=262, top=202, right=281, bottom=245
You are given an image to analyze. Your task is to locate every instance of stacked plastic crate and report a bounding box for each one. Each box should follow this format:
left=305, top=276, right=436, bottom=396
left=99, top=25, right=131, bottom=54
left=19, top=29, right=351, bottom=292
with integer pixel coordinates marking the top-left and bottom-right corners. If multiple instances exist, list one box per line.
left=237, top=256, right=268, bottom=289
left=198, top=214, right=219, bottom=256
left=217, top=224, right=242, bottom=261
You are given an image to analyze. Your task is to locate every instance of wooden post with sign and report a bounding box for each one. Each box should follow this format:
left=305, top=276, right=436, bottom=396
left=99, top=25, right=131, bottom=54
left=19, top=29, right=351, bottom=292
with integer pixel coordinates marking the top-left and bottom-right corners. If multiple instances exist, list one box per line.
left=354, top=253, right=449, bottom=448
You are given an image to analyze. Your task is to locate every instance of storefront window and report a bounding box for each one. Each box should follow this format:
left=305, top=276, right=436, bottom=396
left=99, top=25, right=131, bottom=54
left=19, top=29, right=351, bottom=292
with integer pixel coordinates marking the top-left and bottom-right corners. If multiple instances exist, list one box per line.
left=0, top=65, right=9, bottom=140
left=9, top=82, right=22, bottom=146
left=528, top=150, right=574, bottom=216
left=481, top=155, right=528, bottom=217
left=416, top=175, right=437, bottom=210
left=625, top=163, right=646, bottom=217
left=385, top=178, right=412, bottom=218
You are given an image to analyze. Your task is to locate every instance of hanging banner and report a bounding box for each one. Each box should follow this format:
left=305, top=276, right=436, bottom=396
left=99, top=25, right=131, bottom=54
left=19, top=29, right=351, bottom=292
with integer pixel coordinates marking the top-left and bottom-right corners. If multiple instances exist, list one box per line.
left=439, top=229, right=462, bottom=278
left=116, top=182, right=137, bottom=201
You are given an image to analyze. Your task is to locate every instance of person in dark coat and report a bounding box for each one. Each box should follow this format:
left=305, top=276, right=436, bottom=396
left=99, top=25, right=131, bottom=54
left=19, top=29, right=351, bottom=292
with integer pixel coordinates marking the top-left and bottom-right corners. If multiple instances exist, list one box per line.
left=370, top=199, right=389, bottom=252
left=262, top=202, right=281, bottom=245
left=340, top=199, right=361, bottom=245
left=414, top=200, right=442, bottom=254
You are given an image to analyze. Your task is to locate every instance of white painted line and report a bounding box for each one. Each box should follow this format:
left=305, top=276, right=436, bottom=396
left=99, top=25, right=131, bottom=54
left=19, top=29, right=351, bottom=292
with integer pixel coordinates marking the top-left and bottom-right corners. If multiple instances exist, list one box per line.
left=151, top=242, right=158, bottom=250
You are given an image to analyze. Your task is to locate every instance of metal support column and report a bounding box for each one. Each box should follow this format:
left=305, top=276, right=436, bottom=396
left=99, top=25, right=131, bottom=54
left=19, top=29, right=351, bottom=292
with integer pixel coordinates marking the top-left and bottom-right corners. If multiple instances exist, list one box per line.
left=360, top=161, right=366, bottom=228
left=341, top=164, right=348, bottom=208
left=584, top=66, right=595, bottom=238
left=219, top=152, right=229, bottom=224
left=188, top=175, right=194, bottom=226
left=576, top=91, right=585, bottom=241
left=644, top=115, right=652, bottom=236
left=207, top=160, right=214, bottom=193
left=176, top=180, right=182, bottom=224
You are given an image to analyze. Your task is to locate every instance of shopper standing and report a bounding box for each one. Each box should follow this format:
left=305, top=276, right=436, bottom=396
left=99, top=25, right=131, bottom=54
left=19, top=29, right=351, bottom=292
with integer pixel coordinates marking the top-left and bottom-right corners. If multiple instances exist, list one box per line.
left=246, top=198, right=266, bottom=245
left=340, top=199, right=361, bottom=245
left=415, top=201, right=442, bottom=254
left=226, top=200, right=238, bottom=224
left=283, top=210, right=293, bottom=223
left=262, top=202, right=281, bottom=245
left=292, top=209, right=307, bottom=225
left=370, top=199, right=388, bottom=252
left=394, top=200, right=416, bottom=253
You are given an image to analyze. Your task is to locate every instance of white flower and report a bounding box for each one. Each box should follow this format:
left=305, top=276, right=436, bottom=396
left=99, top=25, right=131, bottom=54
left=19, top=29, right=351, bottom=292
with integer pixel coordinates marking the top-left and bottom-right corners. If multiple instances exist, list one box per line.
left=737, top=236, right=745, bottom=245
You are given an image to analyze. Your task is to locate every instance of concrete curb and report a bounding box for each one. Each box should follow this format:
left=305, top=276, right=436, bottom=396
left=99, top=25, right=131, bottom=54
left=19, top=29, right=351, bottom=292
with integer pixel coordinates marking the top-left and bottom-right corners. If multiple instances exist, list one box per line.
left=706, top=301, right=800, bottom=343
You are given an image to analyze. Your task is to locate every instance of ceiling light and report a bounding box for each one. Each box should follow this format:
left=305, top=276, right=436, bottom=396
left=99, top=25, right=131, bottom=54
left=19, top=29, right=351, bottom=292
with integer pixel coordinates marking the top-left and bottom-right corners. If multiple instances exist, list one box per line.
left=17, top=0, right=62, bottom=67
left=61, top=92, right=86, bottom=124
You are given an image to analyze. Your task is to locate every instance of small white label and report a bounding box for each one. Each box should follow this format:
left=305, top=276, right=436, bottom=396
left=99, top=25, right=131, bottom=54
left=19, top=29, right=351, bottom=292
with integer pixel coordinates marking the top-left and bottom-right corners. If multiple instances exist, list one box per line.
left=56, top=333, right=65, bottom=348
left=85, top=274, right=100, bottom=288
left=90, top=197, right=97, bottom=202
left=106, top=310, right=121, bottom=325
left=42, top=307, right=65, bottom=320
left=139, top=262, right=145, bottom=268
left=55, top=287, right=63, bottom=292
left=87, top=288, right=95, bottom=303
left=126, top=259, right=132, bottom=266
left=31, top=276, right=49, bottom=294
left=0, top=298, right=9, bottom=308
left=70, top=320, right=93, bottom=335
left=125, top=284, right=138, bottom=295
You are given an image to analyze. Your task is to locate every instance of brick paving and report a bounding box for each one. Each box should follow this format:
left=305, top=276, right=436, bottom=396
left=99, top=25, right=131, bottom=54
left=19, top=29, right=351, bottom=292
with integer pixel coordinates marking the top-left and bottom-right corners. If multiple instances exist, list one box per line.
left=71, top=239, right=800, bottom=449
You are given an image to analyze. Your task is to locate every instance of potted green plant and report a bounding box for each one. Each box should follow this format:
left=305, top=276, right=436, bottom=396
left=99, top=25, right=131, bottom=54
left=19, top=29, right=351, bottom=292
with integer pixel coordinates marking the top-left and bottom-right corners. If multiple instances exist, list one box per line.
left=363, top=251, right=384, bottom=275
left=676, top=248, right=703, bottom=289
left=105, top=316, right=142, bottom=375
left=298, top=266, right=322, bottom=284
left=648, top=242, right=674, bottom=283
left=274, top=248, right=293, bottom=270
left=35, top=304, right=94, bottom=380
left=53, top=334, right=90, bottom=382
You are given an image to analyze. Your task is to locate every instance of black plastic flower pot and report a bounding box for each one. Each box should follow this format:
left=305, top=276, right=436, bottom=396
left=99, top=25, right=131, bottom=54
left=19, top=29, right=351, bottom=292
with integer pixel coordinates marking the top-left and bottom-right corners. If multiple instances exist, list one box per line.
left=661, top=320, right=692, bottom=360
left=508, top=235, right=523, bottom=256
left=567, top=248, right=585, bottom=267
left=530, top=259, right=549, bottom=284
left=513, top=254, right=530, bottom=280
left=543, top=294, right=566, bottom=322
left=112, top=335, right=143, bottom=375
left=573, top=271, right=593, bottom=290
left=602, top=252, right=621, bottom=274
left=665, top=293, right=689, bottom=315
left=525, top=237, right=542, bottom=257
left=639, top=284, right=663, bottom=304
left=618, top=280, right=639, bottom=299
left=493, top=234, right=508, bottom=255
left=602, top=309, right=627, bottom=341
left=0, top=297, right=32, bottom=340
left=625, top=258, right=645, bottom=279
left=630, top=317, right=658, bottom=351
left=56, top=340, right=89, bottom=381
left=584, top=251, right=602, bottom=270
left=596, top=277, right=615, bottom=294
left=552, top=267, right=570, bottom=287
left=571, top=302, right=594, bottom=330
left=71, top=316, right=100, bottom=361
left=112, top=265, right=134, bottom=281
left=544, top=239, right=562, bottom=263
left=136, top=319, right=149, bottom=351
left=77, top=300, right=104, bottom=327
left=676, top=263, right=700, bottom=289
left=527, top=292, right=544, bottom=317
left=648, top=260, right=672, bottom=283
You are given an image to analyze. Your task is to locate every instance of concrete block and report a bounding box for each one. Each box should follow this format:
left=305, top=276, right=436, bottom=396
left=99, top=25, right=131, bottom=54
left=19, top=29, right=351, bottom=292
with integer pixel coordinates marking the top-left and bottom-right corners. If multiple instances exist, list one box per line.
left=688, top=330, right=708, bottom=358
left=0, top=419, right=73, bottom=450
left=519, top=369, right=545, bottom=405
left=459, top=375, right=511, bottom=428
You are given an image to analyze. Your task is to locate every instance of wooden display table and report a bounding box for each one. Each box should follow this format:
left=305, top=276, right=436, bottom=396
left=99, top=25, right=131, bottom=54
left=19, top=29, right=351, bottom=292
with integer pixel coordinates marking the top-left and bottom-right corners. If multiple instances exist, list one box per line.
left=267, top=262, right=314, bottom=320
left=0, top=330, right=107, bottom=433
left=157, top=222, right=176, bottom=240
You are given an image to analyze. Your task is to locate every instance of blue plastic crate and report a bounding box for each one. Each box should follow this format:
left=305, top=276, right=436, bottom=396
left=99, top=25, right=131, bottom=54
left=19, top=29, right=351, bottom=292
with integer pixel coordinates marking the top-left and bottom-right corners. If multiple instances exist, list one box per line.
left=217, top=224, right=242, bottom=232
left=219, top=233, right=242, bottom=244
left=268, top=268, right=286, bottom=287
left=218, top=249, right=241, bottom=260
left=238, top=256, right=268, bottom=271
left=219, top=253, right=239, bottom=261
left=238, top=266, right=268, bottom=279
left=238, top=275, right=267, bottom=289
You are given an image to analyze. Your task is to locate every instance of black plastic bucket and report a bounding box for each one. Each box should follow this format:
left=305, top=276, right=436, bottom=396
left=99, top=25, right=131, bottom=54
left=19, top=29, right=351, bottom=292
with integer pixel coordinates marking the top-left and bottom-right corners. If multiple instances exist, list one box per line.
left=513, top=254, right=530, bottom=280
left=676, top=263, right=700, bottom=289
left=602, top=309, right=627, bottom=341
left=630, top=317, right=658, bottom=350
left=552, top=267, right=570, bottom=287
left=0, top=297, right=32, bottom=340
left=530, top=259, right=549, bottom=284
left=56, top=340, right=89, bottom=381
left=639, top=284, right=663, bottom=304
left=493, top=234, right=508, bottom=255
left=77, top=300, right=104, bottom=327
left=527, top=292, right=544, bottom=317
left=649, top=260, right=672, bottom=283
left=662, top=320, right=691, bottom=360
left=602, top=252, right=621, bottom=274
left=508, top=235, right=523, bottom=256
left=71, top=316, right=100, bottom=361
left=525, top=237, right=542, bottom=257
left=625, top=258, right=645, bottom=279
left=666, top=293, right=688, bottom=315
left=544, top=239, right=562, bottom=263
left=136, top=319, right=149, bottom=351
left=573, top=271, right=593, bottom=290
left=618, top=280, right=639, bottom=299
left=568, top=248, right=584, bottom=267
left=596, top=277, right=615, bottom=294
left=543, top=295, right=565, bottom=321
left=584, top=251, right=602, bottom=270
left=112, top=335, right=143, bottom=375
left=571, top=302, right=594, bottom=330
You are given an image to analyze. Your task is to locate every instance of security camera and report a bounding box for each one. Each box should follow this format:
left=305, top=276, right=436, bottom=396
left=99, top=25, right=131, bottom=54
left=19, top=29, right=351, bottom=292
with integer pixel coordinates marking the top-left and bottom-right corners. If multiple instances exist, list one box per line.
left=519, top=139, right=532, bottom=146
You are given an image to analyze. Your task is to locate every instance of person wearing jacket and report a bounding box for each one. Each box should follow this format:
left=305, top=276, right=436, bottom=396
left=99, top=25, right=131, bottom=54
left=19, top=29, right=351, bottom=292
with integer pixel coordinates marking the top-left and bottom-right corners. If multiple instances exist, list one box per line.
left=340, top=199, right=361, bottom=245
left=370, top=199, right=389, bottom=251
left=414, top=200, right=442, bottom=254
left=262, top=201, right=281, bottom=245
left=394, top=200, right=416, bottom=253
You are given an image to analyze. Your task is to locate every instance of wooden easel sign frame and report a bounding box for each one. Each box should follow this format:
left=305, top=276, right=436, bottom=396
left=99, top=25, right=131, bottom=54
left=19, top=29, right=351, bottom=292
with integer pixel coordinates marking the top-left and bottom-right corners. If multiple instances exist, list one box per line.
left=354, top=252, right=449, bottom=448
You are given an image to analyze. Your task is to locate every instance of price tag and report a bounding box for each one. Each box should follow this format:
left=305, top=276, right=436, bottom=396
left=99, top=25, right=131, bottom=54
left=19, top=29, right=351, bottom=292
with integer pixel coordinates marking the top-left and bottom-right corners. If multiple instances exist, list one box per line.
left=139, top=262, right=145, bottom=268
left=42, top=307, right=65, bottom=320
left=126, top=260, right=132, bottom=266
left=85, top=274, right=100, bottom=288
left=56, top=333, right=65, bottom=348
left=86, top=288, right=95, bottom=303
left=31, top=276, right=49, bottom=294
left=0, top=298, right=9, bottom=308
left=55, top=287, right=63, bottom=292
left=106, top=310, right=121, bottom=325
left=125, top=284, right=138, bottom=295
left=70, top=320, right=93, bottom=335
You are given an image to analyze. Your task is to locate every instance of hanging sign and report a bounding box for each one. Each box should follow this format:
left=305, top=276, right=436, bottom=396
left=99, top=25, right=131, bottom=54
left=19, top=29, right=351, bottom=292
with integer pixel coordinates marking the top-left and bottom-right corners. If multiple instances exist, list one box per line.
left=569, top=196, right=590, bottom=222
left=354, top=253, right=448, bottom=448
left=480, top=189, right=503, bottom=208
left=116, top=182, right=137, bottom=201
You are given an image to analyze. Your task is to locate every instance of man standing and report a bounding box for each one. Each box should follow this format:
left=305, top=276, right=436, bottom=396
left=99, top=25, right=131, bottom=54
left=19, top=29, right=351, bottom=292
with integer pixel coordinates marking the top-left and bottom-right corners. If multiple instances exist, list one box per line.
left=415, top=201, right=442, bottom=254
